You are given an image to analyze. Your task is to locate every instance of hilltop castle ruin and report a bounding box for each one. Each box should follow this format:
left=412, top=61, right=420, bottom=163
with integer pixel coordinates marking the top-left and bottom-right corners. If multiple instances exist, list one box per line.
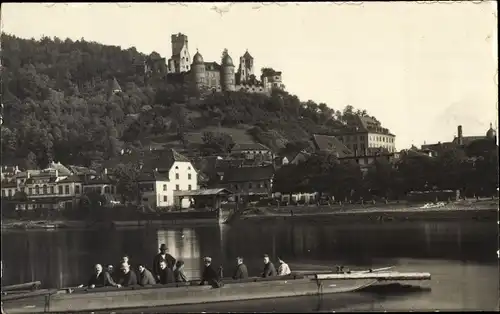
left=146, top=33, right=285, bottom=95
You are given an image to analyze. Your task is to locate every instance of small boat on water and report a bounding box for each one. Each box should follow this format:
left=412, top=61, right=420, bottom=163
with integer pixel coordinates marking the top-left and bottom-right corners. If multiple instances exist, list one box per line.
left=1, top=267, right=431, bottom=313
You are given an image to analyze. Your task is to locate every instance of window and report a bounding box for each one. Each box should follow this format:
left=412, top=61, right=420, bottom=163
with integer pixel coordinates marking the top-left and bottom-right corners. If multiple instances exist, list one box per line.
left=58, top=185, right=63, bottom=195
left=65, top=185, right=70, bottom=194
left=264, top=182, right=268, bottom=188
left=188, top=173, right=192, bottom=180
left=50, top=186, right=55, bottom=194
left=1, top=190, right=5, bottom=197
left=75, top=185, right=80, bottom=194
left=175, top=173, right=179, bottom=180
left=104, top=186, right=111, bottom=194
left=29, top=188, right=33, bottom=195
left=248, top=183, right=253, bottom=189
left=7, top=190, right=12, bottom=197
left=163, top=195, right=167, bottom=202
left=176, top=184, right=180, bottom=191
left=175, top=166, right=179, bottom=170
left=43, top=185, right=48, bottom=195
left=163, top=184, right=167, bottom=191
left=188, top=185, right=192, bottom=191
left=187, top=166, right=191, bottom=170
left=35, top=185, right=39, bottom=195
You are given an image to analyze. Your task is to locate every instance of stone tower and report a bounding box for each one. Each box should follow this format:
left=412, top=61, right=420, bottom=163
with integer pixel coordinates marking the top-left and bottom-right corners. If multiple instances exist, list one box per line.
left=220, top=50, right=236, bottom=91
left=191, top=50, right=206, bottom=90
left=168, top=33, right=191, bottom=73
left=238, top=50, right=254, bottom=83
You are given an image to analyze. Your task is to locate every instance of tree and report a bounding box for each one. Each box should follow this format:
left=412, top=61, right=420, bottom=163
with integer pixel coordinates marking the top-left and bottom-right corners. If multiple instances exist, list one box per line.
left=365, top=157, right=396, bottom=199
left=113, top=162, right=142, bottom=204
left=201, top=131, right=235, bottom=155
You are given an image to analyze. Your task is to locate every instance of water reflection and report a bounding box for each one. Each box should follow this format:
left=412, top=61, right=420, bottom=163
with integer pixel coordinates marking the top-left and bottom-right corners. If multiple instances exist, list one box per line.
left=1, top=221, right=497, bottom=290
left=156, top=229, right=201, bottom=279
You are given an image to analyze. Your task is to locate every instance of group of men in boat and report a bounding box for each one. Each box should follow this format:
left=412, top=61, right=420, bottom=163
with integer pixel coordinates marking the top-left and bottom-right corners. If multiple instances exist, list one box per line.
left=81, top=244, right=292, bottom=289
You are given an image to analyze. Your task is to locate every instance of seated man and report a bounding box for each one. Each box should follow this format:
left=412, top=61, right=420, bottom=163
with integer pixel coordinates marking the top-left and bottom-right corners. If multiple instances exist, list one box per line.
left=277, top=257, right=291, bottom=276
left=174, top=260, right=188, bottom=283
left=138, top=264, right=156, bottom=286
left=199, top=257, right=221, bottom=287
left=232, top=256, right=249, bottom=280
left=79, top=264, right=117, bottom=289
left=158, top=260, right=175, bottom=284
left=116, top=262, right=138, bottom=287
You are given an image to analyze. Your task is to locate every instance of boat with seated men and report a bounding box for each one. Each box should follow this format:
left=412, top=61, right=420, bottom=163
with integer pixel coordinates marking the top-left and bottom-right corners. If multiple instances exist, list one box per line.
left=1, top=267, right=431, bottom=313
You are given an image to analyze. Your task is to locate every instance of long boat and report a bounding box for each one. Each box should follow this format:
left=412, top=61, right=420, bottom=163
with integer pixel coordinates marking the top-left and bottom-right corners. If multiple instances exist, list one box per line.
left=1, top=267, right=431, bottom=313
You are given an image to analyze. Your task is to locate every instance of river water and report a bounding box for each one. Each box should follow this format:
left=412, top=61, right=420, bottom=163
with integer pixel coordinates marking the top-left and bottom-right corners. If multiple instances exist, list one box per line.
left=1, top=220, right=499, bottom=312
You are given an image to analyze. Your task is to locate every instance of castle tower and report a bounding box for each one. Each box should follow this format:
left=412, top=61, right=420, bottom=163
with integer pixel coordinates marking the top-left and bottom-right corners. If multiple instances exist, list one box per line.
left=238, top=50, right=254, bottom=83
left=191, top=50, right=206, bottom=90
left=486, top=122, right=496, bottom=139
left=220, top=50, right=236, bottom=91
left=167, top=33, right=191, bottom=73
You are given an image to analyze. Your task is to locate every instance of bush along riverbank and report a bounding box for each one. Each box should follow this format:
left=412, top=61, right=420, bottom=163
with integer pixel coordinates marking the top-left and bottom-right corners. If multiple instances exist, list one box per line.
left=239, top=199, right=499, bottom=224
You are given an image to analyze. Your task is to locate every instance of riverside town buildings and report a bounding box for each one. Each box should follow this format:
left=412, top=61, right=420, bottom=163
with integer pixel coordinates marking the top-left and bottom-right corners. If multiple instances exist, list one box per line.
left=0, top=149, right=199, bottom=211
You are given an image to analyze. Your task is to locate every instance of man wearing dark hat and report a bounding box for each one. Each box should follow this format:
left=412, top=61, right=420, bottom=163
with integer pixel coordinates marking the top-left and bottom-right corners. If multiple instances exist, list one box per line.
left=261, top=254, right=277, bottom=278
left=232, top=256, right=249, bottom=280
left=153, top=244, right=176, bottom=283
left=199, top=256, right=221, bottom=287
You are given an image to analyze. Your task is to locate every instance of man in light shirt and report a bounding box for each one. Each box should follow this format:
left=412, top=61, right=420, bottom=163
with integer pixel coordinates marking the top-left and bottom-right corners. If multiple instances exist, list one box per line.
left=277, top=257, right=291, bottom=276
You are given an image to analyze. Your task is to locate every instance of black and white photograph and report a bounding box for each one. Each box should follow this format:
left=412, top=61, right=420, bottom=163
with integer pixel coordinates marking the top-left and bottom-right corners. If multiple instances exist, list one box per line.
left=0, top=2, right=498, bottom=313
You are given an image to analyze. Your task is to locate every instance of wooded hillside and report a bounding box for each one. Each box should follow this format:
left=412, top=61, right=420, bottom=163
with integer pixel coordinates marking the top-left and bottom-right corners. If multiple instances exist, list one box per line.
left=1, top=34, right=377, bottom=168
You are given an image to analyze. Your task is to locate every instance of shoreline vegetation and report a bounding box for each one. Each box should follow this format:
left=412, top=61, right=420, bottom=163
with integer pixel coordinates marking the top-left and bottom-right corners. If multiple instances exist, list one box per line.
left=2, top=199, right=497, bottom=230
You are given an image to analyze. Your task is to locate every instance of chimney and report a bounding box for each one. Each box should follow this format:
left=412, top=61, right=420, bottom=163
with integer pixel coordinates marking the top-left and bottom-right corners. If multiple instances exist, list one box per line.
left=457, top=125, right=463, bottom=145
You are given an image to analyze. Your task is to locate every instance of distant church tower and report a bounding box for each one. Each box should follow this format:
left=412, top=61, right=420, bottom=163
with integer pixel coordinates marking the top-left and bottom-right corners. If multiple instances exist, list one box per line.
left=167, top=33, right=191, bottom=73
left=238, top=50, right=254, bottom=83
left=220, top=49, right=235, bottom=91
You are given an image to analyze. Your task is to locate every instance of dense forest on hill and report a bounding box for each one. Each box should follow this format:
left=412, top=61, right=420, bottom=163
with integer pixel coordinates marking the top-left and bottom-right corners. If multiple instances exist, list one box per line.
left=1, top=34, right=375, bottom=168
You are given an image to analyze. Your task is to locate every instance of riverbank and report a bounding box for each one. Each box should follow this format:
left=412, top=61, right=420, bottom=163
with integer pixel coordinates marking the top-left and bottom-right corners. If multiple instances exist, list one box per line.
left=239, top=199, right=499, bottom=223
left=1, top=209, right=220, bottom=230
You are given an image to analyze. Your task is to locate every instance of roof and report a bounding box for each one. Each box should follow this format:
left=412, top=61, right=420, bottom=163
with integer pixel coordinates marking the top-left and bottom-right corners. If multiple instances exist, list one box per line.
left=452, top=136, right=486, bottom=146
left=103, top=149, right=191, bottom=173
left=110, top=77, right=122, bottom=92
left=47, top=162, right=72, bottom=176
left=204, top=62, right=221, bottom=71
left=261, top=68, right=282, bottom=77
left=222, top=54, right=234, bottom=67
left=193, top=51, right=204, bottom=65
left=284, top=151, right=310, bottom=164
left=174, top=188, right=233, bottom=197
left=67, top=165, right=96, bottom=176
left=220, top=165, right=275, bottom=183
left=58, top=175, right=83, bottom=183
left=312, top=134, right=352, bottom=158
left=243, top=50, right=253, bottom=60
left=232, top=143, right=270, bottom=151
left=137, top=171, right=169, bottom=182
left=84, top=174, right=115, bottom=185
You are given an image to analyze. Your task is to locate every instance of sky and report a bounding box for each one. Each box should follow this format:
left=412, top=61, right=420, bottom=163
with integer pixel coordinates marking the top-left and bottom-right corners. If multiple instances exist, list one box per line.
left=1, top=2, right=498, bottom=149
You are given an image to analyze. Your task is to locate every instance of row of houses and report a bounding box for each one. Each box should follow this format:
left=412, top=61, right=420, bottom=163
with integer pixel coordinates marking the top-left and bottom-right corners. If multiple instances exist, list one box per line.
left=1, top=128, right=401, bottom=211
